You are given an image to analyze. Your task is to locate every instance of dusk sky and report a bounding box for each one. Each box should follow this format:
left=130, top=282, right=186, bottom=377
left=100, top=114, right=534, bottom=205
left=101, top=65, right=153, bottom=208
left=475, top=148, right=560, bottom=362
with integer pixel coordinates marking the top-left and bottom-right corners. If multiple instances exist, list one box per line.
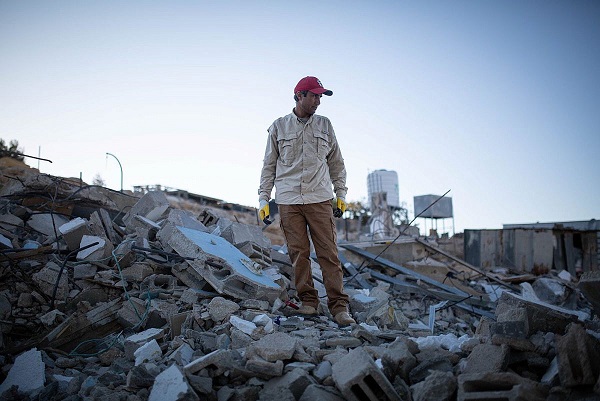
left=1, top=1, right=598, bottom=234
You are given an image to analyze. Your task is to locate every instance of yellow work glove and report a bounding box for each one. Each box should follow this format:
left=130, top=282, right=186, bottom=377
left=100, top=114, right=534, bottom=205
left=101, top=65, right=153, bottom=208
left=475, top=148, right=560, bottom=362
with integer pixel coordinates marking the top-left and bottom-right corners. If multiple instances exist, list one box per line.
left=259, top=200, right=271, bottom=225
left=333, top=197, right=346, bottom=218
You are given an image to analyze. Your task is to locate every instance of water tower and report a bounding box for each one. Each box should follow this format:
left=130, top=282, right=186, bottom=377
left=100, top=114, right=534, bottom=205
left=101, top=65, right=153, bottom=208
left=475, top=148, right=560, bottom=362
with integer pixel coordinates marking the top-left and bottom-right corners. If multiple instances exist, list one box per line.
left=367, top=169, right=399, bottom=209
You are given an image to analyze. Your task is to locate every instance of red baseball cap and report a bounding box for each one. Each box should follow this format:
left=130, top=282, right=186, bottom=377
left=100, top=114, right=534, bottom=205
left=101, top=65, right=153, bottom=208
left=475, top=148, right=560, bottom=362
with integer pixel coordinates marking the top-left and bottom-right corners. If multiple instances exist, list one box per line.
left=294, top=76, right=333, bottom=96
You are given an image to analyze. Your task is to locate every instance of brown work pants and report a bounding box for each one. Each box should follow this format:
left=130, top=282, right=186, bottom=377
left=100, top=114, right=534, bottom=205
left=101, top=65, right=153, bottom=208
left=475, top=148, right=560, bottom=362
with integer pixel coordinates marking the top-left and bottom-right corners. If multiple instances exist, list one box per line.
left=278, top=201, right=349, bottom=316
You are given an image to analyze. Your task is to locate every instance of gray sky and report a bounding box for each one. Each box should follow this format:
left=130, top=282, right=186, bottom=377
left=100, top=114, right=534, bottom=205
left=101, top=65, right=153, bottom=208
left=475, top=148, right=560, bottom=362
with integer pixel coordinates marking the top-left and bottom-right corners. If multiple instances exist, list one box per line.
left=1, top=0, right=598, bottom=234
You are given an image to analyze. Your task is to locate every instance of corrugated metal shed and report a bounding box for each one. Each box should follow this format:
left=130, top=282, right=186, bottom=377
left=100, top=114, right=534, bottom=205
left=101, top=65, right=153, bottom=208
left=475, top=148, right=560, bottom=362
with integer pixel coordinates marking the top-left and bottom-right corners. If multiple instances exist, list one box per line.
left=465, top=220, right=599, bottom=274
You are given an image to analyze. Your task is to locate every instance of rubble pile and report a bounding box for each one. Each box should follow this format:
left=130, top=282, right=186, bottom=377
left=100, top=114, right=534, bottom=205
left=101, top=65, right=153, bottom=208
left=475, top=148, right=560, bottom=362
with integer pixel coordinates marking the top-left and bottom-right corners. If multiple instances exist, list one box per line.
left=0, top=166, right=599, bottom=401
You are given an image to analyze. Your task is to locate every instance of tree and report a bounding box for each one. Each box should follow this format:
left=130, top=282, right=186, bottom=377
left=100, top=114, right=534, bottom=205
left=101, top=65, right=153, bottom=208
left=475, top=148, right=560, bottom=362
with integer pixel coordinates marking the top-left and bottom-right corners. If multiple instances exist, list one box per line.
left=0, top=139, right=24, bottom=161
left=92, top=174, right=105, bottom=186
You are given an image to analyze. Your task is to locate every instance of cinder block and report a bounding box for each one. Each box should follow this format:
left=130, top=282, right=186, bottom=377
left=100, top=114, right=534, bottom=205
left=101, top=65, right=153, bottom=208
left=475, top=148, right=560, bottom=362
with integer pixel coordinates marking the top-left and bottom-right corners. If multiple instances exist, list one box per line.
left=457, top=371, right=548, bottom=401
left=495, top=291, right=579, bottom=335
left=579, top=271, right=600, bottom=315
left=246, top=356, right=284, bottom=378
left=236, top=241, right=272, bottom=267
left=148, top=365, right=199, bottom=401
left=332, top=347, right=401, bottom=401
left=157, top=225, right=281, bottom=302
left=0, top=348, right=45, bottom=396
left=123, top=191, right=170, bottom=229
left=184, top=349, right=235, bottom=376
left=463, top=344, right=509, bottom=374
left=123, top=328, right=164, bottom=360
left=221, top=222, right=271, bottom=249
left=59, top=217, right=92, bottom=250
left=556, top=323, right=600, bottom=387
left=76, top=235, right=114, bottom=262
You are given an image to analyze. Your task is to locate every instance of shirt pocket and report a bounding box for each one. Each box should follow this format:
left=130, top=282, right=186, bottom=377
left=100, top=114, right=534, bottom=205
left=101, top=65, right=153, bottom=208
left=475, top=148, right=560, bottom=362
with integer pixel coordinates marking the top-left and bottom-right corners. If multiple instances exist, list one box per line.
left=313, top=130, right=331, bottom=161
left=277, top=131, right=300, bottom=166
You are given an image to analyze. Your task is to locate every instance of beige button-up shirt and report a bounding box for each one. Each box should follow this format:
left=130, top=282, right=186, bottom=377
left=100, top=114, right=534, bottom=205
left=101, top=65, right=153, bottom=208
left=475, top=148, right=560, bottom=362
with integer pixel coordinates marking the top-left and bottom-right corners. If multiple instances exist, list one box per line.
left=259, top=110, right=347, bottom=205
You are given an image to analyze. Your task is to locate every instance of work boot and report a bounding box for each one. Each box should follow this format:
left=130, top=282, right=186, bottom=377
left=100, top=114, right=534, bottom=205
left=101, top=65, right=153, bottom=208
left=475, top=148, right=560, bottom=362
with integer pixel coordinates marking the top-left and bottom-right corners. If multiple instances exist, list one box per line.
left=296, top=304, right=318, bottom=316
left=334, top=311, right=356, bottom=326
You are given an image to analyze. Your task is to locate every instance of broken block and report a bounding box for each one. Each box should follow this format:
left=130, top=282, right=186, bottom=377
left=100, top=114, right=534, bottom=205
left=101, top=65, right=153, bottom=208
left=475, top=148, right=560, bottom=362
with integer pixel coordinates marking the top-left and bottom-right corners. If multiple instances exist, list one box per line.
left=457, top=371, right=548, bottom=401
left=32, top=261, right=68, bottom=299
left=0, top=348, right=45, bottom=397
left=157, top=225, right=281, bottom=302
left=134, top=339, right=162, bottom=366
left=495, top=291, right=581, bottom=335
left=246, top=332, right=298, bottom=362
left=123, top=191, right=170, bottom=230
left=556, top=323, right=600, bottom=387
left=462, top=344, right=509, bottom=374
left=124, top=328, right=165, bottom=360
left=76, top=235, right=114, bottom=262
left=148, top=365, right=198, bottom=401
left=578, top=271, right=600, bottom=315
left=332, top=347, right=401, bottom=401
left=27, top=213, right=69, bottom=237
left=58, top=217, right=91, bottom=250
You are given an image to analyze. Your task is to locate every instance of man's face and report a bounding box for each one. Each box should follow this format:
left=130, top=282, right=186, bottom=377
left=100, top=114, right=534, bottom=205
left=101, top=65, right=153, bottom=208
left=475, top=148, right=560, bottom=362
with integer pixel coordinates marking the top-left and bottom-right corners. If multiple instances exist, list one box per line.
left=296, top=91, right=322, bottom=117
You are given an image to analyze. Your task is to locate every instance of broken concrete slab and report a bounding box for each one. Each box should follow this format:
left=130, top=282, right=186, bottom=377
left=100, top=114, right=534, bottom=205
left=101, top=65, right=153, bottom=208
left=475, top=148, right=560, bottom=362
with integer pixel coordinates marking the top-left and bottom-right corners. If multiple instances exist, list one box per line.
left=462, top=343, right=509, bottom=374
left=58, top=217, right=91, bottom=250
left=495, top=291, right=582, bottom=335
left=457, top=371, right=548, bottom=401
left=148, top=364, right=199, bottom=401
left=555, top=323, right=600, bottom=387
left=123, top=190, right=170, bottom=231
left=578, top=270, right=600, bottom=315
left=158, top=225, right=281, bottom=302
left=0, top=348, right=45, bottom=397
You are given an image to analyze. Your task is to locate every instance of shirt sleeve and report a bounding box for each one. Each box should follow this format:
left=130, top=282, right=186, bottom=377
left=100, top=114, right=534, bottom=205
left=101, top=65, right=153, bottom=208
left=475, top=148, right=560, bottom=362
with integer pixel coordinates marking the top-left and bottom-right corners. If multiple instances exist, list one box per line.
left=326, top=122, right=348, bottom=200
left=258, top=124, right=278, bottom=203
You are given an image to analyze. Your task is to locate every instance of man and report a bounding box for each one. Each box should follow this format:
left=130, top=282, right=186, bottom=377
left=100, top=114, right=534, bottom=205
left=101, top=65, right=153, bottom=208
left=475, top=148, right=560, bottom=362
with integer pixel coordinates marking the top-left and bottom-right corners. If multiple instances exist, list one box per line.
left=258, top=76, right=355, bottom=326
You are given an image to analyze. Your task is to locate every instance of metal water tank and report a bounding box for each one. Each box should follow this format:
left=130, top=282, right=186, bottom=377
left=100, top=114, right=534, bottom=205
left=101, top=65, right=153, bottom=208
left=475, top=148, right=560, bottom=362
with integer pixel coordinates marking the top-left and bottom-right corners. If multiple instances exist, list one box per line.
left=367, top=169, right=400, bottom=208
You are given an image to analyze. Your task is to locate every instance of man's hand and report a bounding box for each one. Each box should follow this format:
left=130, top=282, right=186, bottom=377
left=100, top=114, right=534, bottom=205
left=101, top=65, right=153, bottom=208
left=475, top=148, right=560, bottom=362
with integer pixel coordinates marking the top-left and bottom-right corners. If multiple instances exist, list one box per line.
left=333, top=198, right=346, bottom=218
left=259, top=200, right=271, bottom=225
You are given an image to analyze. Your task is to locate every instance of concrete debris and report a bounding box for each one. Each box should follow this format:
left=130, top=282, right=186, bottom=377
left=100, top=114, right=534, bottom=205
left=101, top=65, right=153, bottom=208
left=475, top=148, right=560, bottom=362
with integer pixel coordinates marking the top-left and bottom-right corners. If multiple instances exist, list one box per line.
left=0, top=165, right=599, bottom=400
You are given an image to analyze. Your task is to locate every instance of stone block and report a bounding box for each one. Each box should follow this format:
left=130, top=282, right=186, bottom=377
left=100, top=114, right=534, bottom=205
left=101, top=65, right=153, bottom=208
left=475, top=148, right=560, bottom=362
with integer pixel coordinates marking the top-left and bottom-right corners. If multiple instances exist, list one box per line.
left=495, top=291, right=580, bottom=335
left=76, top=235, right=114, bottom=262
left=58, top=217, right=92, bottom=250
left=263, top=367, right=316, bottom=400
left=246, top=355, right=284, bottom=378
left=298, top=384, right=345, bottom=401
left=332, top=347, right=401, bottom=401
left=168, top=343, right=194, bottom=366
left=411, top=370, right=456, bottom=401
left=121, top=262, right=154, bottom=281
left=184, top=349, right=233, bottom=375
left=457, top=371, right=548, bottom=401
left=579, top=271, right=600, bottom=315
left=118, top=296, right=148, bottom=329
left=157, top=225, right=281, bottom=302
left=236, top=241, right=272, bottom=268
left=0, top=348, right=45, bottom=397
left=556, top=323, right=600, bottom=387
left=32, top=261, right=68, bottom=299
left=148, top=365, right=198, bottom=401
left=27, top=213, right=69, bottom=237
left=124, top=328, right=165, bottom=360
left=463, top=344, right=509, bottom=374
left=73, top=263, right=97, bottom=279
left=123, top=191, right=170, bottom=229
left=221, top=221, right=270, bottom=249
left=247, top=332, right=298, bottom=362
left=0, top=212, right=23, bottom=231
left=207, top=296, right=240, bottom=322
left=380, top=338, right=417, bottom=381
left=134, top=339, right=162, bottom=366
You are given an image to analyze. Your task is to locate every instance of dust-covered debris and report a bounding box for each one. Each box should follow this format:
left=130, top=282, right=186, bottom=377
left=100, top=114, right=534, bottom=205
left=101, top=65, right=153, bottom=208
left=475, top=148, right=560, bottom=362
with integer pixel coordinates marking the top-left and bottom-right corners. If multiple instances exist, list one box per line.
left=1, top=163, right=599, bottom=400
